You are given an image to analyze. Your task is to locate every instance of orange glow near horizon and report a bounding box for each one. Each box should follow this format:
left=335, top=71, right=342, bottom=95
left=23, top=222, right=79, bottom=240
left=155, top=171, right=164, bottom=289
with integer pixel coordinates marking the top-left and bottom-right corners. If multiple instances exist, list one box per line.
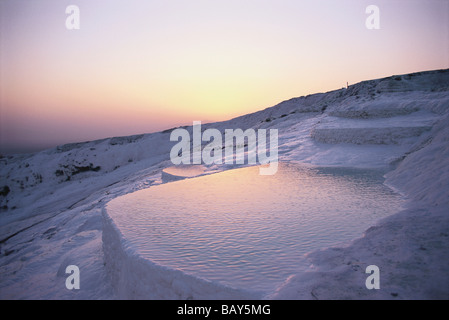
left=1, top=0, right=448, bottom=153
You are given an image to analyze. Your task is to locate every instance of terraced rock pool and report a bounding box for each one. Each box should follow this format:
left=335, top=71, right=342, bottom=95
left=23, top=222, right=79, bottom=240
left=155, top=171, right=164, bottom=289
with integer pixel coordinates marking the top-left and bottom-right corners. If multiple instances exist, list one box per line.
left=105, top=162, right=404, bottom=294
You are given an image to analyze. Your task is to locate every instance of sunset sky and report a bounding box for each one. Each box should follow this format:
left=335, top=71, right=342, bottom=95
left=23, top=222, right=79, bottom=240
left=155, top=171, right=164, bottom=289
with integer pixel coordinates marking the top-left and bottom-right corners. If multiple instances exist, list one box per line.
left=1, top=0, right=448, bottom=153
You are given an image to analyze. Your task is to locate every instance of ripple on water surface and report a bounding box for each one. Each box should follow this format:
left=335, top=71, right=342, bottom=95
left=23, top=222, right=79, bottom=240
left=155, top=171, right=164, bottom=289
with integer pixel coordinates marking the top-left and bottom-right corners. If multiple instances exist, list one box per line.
left=106, top=162, right=404, bottom=294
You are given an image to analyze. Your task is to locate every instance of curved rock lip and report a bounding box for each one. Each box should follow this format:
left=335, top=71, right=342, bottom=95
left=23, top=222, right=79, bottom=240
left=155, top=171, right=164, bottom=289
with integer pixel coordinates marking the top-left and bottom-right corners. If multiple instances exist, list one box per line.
left=161, top=165, right=206, bottom=183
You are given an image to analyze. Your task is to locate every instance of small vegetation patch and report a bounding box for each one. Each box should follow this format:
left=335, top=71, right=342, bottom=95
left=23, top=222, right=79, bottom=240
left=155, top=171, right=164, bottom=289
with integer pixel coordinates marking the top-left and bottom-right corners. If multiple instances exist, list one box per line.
left=0, top=186, right=10, bottom=197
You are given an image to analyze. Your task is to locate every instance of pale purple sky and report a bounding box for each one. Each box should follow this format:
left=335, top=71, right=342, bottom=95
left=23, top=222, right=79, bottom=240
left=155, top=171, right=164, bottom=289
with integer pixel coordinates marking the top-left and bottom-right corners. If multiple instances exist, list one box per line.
left=1, top=0, right=448, bottom=153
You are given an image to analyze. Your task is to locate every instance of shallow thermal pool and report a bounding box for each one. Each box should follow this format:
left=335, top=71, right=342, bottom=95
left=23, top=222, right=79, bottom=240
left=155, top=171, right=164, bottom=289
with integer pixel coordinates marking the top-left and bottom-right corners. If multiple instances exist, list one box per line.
left=106, top=162, right=404, bottom=294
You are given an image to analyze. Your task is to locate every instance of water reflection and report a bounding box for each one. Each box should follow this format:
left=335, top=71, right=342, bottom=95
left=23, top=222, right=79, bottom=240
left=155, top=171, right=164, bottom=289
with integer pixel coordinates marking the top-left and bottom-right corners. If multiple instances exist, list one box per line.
left=107, top=162, right=404, bottom=293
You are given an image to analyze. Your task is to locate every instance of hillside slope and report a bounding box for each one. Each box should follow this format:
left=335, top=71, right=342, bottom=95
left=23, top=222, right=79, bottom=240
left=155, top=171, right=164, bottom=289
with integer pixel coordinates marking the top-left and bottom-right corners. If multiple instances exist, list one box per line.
left=1, top=69, right=448, bottom=299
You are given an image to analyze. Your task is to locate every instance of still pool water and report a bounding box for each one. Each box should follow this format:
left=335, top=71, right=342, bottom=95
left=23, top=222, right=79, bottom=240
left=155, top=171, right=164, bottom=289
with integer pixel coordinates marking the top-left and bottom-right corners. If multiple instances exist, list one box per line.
left=106, top=162, right=404, bottom=294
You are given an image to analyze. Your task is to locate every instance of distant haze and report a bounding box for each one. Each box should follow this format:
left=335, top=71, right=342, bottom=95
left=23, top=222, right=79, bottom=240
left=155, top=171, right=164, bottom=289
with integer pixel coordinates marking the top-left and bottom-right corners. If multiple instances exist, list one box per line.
left=1, top=0, right=448, bottom=154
